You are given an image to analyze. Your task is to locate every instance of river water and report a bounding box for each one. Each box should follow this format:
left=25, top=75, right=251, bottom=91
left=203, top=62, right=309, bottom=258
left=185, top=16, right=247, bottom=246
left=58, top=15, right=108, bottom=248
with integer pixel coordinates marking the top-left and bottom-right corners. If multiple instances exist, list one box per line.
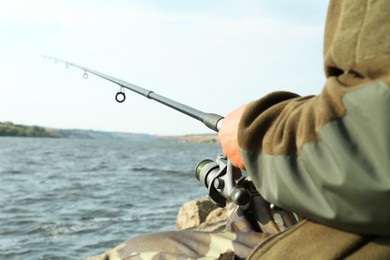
left=0, top=137, right=221, bottom=259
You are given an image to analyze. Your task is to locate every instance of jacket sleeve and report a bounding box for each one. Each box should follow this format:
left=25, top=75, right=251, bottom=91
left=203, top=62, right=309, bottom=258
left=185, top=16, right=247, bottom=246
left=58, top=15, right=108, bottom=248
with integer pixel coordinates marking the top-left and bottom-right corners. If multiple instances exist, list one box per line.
left=238, top=0, right=390, bottom=235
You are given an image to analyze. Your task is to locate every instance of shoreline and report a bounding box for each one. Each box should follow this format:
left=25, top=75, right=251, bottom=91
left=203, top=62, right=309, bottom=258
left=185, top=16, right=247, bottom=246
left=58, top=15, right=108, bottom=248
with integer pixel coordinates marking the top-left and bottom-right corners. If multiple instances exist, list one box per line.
left=0, top=122, right=218, bottom=143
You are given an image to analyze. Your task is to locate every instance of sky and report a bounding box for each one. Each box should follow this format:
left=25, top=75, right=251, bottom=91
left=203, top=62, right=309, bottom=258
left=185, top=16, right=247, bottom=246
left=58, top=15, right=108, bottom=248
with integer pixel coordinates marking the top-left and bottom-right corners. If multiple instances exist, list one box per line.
left=0, top=0, right=329, bottom=136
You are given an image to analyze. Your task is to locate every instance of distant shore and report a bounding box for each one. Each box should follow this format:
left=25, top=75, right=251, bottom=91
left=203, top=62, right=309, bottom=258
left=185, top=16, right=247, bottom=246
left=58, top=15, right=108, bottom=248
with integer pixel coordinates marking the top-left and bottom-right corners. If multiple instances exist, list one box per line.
left=0, top=122, right=58, bottom=138
left=160, top=134, right=218, bottom=144
left=0, top=121, right=218, bottom=143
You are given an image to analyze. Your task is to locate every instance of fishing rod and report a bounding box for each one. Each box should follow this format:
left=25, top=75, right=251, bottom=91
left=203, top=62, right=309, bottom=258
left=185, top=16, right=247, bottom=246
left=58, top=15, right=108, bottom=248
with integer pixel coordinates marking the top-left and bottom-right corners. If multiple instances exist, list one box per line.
left=42, top=55, right=223, bottom=132
left=43, top=55, right=251, bottom=205
left=43, top=55, right=297, bottom=233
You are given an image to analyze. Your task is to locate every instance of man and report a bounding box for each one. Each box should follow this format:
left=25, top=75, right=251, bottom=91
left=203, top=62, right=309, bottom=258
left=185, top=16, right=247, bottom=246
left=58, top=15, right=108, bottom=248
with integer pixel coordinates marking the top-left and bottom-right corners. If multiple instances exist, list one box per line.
left=94, top=0, right=390, bottom=258
left=219, top=0, right=390, bottom=257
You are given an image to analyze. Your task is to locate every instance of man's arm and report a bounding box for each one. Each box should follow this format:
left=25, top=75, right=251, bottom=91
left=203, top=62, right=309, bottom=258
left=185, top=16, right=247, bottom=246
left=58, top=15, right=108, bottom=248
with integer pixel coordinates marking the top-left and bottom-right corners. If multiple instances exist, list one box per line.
left=219, top=0, right=390, bottom=235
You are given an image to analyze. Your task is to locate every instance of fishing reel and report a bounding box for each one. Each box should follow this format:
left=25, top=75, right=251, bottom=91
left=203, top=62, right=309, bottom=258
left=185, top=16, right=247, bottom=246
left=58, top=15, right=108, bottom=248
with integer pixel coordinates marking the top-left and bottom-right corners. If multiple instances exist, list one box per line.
left=195, top=155, right=299, bottom=234
left=195, top=155, right=251, bottom=208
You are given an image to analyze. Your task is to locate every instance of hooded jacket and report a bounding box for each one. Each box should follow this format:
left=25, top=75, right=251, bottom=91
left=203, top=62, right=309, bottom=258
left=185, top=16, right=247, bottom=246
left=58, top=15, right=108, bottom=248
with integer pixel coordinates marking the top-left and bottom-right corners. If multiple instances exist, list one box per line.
left=238, top=0, right=390, bottom=235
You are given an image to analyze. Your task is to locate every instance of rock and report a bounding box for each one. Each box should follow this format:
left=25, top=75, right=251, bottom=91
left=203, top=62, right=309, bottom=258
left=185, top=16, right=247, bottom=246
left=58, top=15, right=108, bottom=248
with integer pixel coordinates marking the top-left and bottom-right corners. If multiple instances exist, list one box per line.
left=176, top=197, right=217, bottom=230
left=176, top=197, right=230, bottom=231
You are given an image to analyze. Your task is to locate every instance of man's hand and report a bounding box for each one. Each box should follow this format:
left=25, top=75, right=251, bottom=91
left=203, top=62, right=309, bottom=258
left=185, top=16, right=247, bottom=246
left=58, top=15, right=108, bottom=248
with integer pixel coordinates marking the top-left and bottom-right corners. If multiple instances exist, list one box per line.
left=218, top=104, right=247, bottom=170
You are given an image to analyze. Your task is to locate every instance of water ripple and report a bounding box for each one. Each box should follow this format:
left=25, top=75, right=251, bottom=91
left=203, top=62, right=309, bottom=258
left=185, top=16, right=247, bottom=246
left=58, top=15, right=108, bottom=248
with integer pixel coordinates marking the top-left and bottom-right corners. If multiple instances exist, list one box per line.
left=0, top=137, right=220, bottom=259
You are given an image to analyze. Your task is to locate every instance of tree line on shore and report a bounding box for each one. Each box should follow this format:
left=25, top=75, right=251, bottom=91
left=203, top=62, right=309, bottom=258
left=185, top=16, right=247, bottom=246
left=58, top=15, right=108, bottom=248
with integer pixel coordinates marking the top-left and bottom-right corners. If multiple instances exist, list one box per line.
left=0, top=122, right=58, bottom=137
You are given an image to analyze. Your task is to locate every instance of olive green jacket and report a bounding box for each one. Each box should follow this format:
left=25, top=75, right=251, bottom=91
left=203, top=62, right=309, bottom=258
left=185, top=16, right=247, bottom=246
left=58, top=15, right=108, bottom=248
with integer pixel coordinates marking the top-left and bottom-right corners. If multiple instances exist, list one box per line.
left=238, top=0, right=390, bottom=235
left=248, top=220, right=390, bottom=259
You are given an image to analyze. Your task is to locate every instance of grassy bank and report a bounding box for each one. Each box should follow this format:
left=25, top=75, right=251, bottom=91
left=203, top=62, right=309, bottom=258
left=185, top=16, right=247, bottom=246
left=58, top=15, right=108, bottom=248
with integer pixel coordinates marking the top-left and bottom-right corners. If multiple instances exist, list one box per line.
left=0, top=122, right=58, bottom=138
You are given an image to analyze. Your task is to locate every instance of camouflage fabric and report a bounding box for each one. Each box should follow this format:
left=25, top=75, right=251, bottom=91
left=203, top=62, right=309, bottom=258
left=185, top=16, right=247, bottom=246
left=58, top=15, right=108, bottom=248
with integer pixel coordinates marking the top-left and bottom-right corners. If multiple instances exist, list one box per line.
left=90, top=201, right=273, bottom=259
left=95, top=230, right=270, bottom=260
left=89, top=175, right=296, bottom=260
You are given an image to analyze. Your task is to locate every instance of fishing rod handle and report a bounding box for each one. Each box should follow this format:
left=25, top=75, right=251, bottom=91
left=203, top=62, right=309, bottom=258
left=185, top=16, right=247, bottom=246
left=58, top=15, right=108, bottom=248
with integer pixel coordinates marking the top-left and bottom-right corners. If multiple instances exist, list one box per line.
left=202, top=113, right=224, bottom=132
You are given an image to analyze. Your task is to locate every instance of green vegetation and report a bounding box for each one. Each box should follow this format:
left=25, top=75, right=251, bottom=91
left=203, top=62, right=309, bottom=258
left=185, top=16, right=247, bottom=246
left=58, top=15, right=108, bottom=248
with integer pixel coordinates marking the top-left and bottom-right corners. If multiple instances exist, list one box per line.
left=0, top=122, right=58, bottom=138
